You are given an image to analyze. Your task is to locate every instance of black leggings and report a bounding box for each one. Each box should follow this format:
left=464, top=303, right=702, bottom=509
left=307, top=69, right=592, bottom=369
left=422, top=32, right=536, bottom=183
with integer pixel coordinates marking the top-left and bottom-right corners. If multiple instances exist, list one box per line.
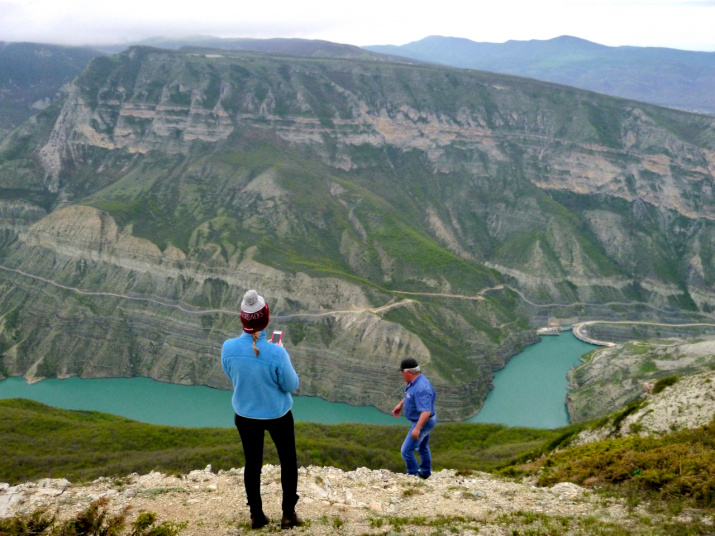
left=234, top=411, right=299, bottom=516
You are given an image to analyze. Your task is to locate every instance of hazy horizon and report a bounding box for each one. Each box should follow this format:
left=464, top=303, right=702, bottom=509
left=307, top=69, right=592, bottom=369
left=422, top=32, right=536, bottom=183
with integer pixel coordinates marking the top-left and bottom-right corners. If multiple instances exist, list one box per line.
left=1, top=0, right=714, bottom=53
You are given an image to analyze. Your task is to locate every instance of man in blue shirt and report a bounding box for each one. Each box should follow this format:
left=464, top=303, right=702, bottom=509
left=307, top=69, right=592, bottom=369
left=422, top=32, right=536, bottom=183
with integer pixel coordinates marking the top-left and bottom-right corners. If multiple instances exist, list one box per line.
left=392, top=357, right=437, bottom=479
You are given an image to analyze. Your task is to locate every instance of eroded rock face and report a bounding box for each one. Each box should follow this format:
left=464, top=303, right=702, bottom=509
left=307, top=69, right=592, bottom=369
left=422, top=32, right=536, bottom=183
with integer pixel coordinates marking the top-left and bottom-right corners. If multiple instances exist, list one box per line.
left=27, top=50, right=715, bottom=307
left=572, top=369, right=715, bottom=446
left=37, top=49, right=715, bottom=220
left=567, top=337, right=715, bottom=423
left=0, top=205, right=504, bottom=420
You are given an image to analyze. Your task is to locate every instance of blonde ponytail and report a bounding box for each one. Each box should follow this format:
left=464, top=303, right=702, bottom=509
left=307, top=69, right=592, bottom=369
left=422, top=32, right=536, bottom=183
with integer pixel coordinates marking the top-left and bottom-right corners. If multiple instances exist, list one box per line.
left=252, top=332, right=260, bottom=356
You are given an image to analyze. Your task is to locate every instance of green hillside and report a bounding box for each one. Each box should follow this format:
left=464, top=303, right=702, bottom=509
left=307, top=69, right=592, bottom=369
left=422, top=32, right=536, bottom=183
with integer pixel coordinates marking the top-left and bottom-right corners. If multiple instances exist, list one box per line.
left=0, top=399, right=558, bottom=485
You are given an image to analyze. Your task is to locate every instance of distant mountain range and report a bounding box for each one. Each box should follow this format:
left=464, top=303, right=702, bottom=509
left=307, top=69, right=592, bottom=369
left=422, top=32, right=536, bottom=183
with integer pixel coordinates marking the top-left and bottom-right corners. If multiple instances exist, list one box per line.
left=0, top=42, right=102, bottom=139
left=125, top=36, right=381, bottom=59
left=1, top=35, right=713, bottom=142
left=364, top=35, right=715, bottom=116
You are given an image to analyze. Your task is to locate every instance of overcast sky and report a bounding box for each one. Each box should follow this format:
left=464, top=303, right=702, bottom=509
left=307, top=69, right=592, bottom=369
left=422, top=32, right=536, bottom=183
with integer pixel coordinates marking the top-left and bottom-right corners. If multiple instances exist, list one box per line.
left=1, top=0, right=714, bottom=52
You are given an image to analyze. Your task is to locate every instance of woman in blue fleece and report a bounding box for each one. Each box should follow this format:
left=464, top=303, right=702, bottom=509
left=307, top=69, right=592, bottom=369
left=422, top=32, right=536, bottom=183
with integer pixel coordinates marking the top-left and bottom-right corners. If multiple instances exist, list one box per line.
left=221, top=289, right=302, bottom=530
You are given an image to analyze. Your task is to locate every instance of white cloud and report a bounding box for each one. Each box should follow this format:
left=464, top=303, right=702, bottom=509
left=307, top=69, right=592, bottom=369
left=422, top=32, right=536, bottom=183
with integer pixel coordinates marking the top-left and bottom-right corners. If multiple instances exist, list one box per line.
left=0, top=0, right=712, bottom=51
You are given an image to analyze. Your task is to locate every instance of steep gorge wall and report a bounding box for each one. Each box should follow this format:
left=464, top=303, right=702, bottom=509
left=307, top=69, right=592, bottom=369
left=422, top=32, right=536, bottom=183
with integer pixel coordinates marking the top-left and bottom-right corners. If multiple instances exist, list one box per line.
left=2, top=47, right=715, bottom=419
left=566, top=335, right=715, bottom=422
left=30, top=48, right=715, bottom=311
left=0, top=205, right=516, bottom=420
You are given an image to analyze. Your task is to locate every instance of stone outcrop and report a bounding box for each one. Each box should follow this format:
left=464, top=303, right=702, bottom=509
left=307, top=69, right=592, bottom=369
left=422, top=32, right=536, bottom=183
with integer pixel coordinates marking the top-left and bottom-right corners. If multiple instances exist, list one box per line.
left=567, top=336, right=715, bottom=422
left=0, top=466, right=637, bottom=535
left=572, top=369, right=715, bottom=445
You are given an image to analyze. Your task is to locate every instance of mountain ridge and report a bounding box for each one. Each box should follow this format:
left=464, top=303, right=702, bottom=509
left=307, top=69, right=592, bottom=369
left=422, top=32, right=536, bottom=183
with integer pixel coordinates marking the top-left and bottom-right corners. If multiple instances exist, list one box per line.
left=0, top=42, right=104, bottom=140
left=364, top=35, right=715, bottom=115
left=1, top=45, right=715, bottom=420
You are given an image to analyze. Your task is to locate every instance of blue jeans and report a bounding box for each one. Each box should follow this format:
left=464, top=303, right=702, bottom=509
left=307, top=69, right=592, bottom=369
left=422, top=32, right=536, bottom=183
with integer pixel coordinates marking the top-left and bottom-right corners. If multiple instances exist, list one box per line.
left=400, top=415, right=436, bottom=477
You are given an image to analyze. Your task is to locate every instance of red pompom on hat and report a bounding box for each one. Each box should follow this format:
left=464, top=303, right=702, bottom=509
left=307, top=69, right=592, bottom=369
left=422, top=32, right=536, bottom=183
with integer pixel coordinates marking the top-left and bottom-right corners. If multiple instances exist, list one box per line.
left=240, top=290, right=270, bottom=333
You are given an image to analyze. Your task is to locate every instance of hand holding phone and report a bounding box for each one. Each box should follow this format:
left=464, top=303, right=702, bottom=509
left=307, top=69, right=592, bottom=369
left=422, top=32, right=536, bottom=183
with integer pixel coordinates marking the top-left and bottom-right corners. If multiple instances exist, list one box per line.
left=270, top=330, right=283, bottom=345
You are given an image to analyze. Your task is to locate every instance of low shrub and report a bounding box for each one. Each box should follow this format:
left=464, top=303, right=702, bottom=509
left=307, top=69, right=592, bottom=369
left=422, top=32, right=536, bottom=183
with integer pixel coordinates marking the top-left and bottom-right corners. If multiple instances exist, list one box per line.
left=533, top=419, right=715, bottom=508
left=652, top=375, right=679, bottom=395
left=0, top=498, right=186, bottom=536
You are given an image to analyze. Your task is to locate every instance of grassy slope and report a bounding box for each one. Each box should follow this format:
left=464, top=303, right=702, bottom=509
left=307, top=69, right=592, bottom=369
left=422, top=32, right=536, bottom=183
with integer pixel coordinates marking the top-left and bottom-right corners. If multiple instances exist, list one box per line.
left=0, top=399, right=560, bottom=485
left=498, top=420, right=715, bottom=524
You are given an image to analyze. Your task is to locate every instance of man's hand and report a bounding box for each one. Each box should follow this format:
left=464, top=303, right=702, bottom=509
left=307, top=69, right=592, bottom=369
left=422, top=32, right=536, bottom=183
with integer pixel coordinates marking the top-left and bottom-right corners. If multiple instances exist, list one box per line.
left=411, top=411, right=431, bottom=439
left=392, top=402, right=403, bottom=417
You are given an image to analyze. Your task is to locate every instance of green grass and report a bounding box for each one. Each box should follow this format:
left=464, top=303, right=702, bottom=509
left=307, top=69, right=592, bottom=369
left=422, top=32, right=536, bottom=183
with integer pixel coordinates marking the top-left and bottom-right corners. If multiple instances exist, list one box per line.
left=502, top=417, right=715, bottom=511
left=3, top=399, right=715, bottom=535
left=0, top=398, right=562, bottom=485
left=652, top=375, right=679, bottom=394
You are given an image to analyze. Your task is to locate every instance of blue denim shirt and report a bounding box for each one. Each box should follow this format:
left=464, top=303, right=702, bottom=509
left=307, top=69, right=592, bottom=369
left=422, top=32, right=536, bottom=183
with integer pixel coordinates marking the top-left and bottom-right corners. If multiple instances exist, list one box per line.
left=403, top=373, right=436, bottom=421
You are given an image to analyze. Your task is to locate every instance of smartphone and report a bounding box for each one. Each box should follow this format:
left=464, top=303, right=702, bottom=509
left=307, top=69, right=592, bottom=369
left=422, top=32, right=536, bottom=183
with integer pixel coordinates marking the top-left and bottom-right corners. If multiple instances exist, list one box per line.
left=270, top=330, right=283, bottom=344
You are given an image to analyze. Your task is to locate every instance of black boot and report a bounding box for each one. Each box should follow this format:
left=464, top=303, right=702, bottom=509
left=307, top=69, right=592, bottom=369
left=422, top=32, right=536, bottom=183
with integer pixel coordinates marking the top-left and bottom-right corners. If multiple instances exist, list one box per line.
left=250, top=512, right=269, bottom=530
left=280, top=512, right=303, bottom=530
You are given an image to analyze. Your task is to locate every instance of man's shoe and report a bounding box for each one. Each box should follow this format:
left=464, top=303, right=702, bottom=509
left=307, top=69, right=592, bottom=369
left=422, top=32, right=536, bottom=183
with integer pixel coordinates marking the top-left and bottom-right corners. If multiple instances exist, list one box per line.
left=280, top=512, right=303, bottom=530
left=418, top=472, right=430, bottom=479
left=250, top=513, right=270, bottom=530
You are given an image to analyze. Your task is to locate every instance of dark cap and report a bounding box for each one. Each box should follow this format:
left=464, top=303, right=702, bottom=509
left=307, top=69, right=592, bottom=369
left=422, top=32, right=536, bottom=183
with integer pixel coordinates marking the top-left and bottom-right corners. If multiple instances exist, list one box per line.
left=399, top=357, right=419, bottom=371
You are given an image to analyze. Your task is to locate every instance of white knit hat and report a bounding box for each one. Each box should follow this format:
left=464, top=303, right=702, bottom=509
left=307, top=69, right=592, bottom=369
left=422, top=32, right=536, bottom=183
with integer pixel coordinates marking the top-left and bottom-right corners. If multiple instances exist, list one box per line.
left=241, top=290, right=266, bottom=313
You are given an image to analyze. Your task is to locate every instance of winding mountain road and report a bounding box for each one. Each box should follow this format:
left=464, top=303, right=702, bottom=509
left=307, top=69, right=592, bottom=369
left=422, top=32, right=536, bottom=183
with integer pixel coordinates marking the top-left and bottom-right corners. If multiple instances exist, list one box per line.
left=3, top=264, right=715, bottom=347
left=571, top=320, right=715, bottom=347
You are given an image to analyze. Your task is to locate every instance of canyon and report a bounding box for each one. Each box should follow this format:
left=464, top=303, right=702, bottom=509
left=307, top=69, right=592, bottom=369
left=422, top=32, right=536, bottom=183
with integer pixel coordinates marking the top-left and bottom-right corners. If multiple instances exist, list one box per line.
left=1, top=45, right=714, bottom=420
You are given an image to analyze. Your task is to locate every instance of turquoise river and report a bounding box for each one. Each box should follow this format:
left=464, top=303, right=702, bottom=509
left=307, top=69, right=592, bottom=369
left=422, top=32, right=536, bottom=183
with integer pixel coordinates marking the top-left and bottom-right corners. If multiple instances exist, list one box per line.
left=0, top=332, right=595, bottom=429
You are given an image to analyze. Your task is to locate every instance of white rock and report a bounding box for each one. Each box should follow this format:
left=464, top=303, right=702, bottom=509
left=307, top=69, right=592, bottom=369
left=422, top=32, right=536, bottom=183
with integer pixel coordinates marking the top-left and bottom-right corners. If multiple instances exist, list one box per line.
left=550, top=482, right=584, bottom=497
left=34, top=488, right=65, bottom=497
left=37, top=478, right=72, bottom=490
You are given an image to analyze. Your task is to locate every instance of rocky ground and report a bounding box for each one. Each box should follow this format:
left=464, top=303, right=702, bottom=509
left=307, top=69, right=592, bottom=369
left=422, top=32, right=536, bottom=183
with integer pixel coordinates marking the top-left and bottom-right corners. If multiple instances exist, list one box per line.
left=572, top=369, right=715, bottom=446
left=4, top=463, right=710, bottom=536
left=567, top=336, right=715, bottom=422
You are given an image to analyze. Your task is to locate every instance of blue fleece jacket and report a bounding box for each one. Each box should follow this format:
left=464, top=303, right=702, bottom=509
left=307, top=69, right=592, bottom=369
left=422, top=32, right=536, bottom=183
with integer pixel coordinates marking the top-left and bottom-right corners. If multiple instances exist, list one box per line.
left=221, top=331, right=300, bottom=419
